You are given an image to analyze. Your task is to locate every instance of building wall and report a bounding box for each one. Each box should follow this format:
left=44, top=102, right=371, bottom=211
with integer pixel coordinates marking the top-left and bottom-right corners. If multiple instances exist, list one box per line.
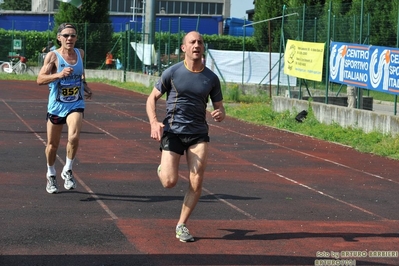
left=32, top=0, right=230, bottom=17
left=0, top=12, right=223, bottom=35
left=2, top=1, right=230, bottom=35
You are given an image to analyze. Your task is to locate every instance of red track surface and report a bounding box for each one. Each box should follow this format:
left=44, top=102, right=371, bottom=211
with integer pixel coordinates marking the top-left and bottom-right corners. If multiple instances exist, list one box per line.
left=1, top=80, right=398, bottom=266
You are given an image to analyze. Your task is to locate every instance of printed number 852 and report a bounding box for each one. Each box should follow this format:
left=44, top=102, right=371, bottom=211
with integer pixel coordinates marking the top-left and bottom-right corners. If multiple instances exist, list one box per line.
left=62, top=87, right=79, bottom=96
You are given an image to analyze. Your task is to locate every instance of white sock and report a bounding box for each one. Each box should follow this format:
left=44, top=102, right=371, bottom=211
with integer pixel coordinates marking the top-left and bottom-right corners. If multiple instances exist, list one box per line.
left=63, top=157, right=74, bottom=172
left=47, top=164, right=56, bottom=176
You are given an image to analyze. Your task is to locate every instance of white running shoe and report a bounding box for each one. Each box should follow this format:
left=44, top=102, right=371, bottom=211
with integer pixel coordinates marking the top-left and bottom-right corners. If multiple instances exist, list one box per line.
left=176, top=224, right=195, bottom=242
left=61, top=170, right=77, bottom=190
left=46, top=175, right=58, bottom=194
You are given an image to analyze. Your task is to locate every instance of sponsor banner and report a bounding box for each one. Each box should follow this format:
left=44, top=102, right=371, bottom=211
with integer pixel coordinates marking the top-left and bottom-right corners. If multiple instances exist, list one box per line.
left=330, top=41, right=399, bottom=95
left=284, top=39, right=325, bottom=82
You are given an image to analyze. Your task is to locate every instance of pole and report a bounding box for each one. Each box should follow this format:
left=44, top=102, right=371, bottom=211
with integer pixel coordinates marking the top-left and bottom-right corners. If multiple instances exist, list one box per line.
left=395, top=0, right=399, bottom=115
left=277, top=5, right=287, bottom=96
left=324, top=1, right=332, bottom=104
left=268, top=20, right=271, bottom=98
left=241, top=19, right=246, bottom=85
left=357, top=0, right=364, bottom=109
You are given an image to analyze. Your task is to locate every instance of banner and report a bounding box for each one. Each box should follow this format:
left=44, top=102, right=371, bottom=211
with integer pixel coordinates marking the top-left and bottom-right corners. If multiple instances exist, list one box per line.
left=130, top=42, right=156, bottom=65
left=59, top=0, right=82, bottom=8
left=284, top=40, right=325, bottom=82
left=330, top=42, right=399, bottom=95
left=206, top=49, right=296, bottom=86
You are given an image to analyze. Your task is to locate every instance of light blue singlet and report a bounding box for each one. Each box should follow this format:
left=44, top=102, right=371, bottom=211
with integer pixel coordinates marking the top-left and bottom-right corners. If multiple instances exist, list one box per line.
left=47, top=48, right=85, bottom=117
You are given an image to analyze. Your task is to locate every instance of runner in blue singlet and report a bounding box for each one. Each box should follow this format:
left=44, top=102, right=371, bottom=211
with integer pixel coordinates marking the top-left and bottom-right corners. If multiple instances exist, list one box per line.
left=146, top=31, right=225, bottom=242
left=37, top=23, right=93, bottom=194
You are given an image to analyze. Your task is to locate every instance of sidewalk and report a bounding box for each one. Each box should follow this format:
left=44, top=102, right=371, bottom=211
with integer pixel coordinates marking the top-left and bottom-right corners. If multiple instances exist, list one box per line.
left=373, top=100, right=398, bottom=116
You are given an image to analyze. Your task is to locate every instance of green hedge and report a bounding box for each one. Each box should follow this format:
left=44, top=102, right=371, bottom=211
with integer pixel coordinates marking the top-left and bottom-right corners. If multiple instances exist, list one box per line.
left=0, top=28, right=256, bottom=68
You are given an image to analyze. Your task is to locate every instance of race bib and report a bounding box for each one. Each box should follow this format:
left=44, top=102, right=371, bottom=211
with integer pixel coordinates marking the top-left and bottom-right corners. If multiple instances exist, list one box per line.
left=57, top=76, right=82, bottom=103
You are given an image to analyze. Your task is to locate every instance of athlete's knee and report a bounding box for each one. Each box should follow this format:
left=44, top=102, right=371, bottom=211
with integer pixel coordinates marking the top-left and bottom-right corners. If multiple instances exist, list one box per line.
left=46, top=142, right=58, bottom=152
left=189, top=173, right=204, bottom=192
left=159, top=173, right=178, bottom=188
left=161, top=178, right=178, bottom=188
left=68, top=134, right=80, bottom=146
left=162, top=181, right=176, bottom=188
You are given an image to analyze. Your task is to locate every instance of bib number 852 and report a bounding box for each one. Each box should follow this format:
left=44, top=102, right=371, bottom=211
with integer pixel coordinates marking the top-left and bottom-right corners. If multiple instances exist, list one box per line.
left=62, top=87, right=79, bottom=96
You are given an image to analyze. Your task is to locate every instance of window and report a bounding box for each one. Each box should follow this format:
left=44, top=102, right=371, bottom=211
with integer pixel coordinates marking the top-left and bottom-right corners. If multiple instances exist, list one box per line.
left=195, top=2, right=202, bottom=15
left=202, top=2, right=209, bottom=15
left=216, top=3, right=223, bottom=15
left=123, top=0, right=134, bottom=13
left=188, top=2, right=194, bottom=14
left=134, top=0, right=143, bottom=13
left=166, top=1, right=174, bottom=14
left=209, top=3, right=216, bottom=15
left=181, top=2, right=187, bottom=14
left=106, top=1, right=224, bottom=16
left=110, top=0, right=118, bottom=12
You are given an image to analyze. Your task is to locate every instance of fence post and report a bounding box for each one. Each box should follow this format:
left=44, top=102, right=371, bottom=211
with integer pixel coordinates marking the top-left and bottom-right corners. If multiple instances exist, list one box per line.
left=324, top=1, right=332, bottom=104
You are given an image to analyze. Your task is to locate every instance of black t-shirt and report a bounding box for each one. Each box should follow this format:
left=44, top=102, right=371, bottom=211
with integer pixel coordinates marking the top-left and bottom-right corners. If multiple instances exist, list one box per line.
left=155, top=61, right=223, bottom=134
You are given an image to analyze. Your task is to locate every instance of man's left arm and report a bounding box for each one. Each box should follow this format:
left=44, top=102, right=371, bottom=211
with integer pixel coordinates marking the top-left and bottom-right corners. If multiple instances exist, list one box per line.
left=211, top=101, right=225, bottom=122
left=79, top=48, right=93, bottom=100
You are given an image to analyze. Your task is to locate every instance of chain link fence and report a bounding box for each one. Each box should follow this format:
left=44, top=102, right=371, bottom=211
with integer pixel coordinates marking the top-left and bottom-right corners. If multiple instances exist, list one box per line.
left=1, top=1, right=398, bottom=96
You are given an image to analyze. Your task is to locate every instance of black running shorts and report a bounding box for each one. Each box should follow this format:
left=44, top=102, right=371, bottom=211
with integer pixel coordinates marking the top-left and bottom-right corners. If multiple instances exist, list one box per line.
left=46, top=108, right=84, bottom=125
left=160, top=132, right=209, bottom=155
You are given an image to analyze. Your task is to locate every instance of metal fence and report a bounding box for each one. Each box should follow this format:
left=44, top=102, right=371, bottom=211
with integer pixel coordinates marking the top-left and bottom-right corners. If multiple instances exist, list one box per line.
left=1, top=2, right=399, bottom=95
left=278, top=2, right=399, bottom=112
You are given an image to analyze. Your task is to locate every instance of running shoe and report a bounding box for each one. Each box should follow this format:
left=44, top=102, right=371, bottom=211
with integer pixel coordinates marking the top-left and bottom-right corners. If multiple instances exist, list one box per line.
left=46, top=175, right=58, bottom=194
left=61, top=170, right=77, bottom=190
left=176, top=224, right=194, bottom=242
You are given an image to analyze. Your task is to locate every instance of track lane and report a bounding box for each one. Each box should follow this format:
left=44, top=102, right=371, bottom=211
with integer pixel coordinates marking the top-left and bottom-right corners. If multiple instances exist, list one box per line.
left=1, top=80, right=398, bottom=266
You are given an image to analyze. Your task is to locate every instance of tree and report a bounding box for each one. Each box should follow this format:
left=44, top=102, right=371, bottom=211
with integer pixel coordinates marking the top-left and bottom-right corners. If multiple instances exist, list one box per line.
left=253, top=0, right=286, bottom=52
left=349, top=0, right=397, bottom=47
left=0, top=0, right=31, bottom=11
left=54, top=0, right=114, bottom=69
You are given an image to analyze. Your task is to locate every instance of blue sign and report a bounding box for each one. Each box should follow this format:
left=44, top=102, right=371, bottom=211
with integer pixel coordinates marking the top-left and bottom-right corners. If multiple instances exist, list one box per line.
left=330, top=41, right=399, bottom=95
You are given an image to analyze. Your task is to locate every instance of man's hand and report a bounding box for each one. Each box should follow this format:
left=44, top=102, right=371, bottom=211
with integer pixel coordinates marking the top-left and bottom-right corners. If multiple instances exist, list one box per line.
left=150, top=121, right=164, bottom=142
left=84, top=82, right=92, bottom=100
left=60, top=67, right=73, bottom=78
left=211, top=108, right=225, bottom=122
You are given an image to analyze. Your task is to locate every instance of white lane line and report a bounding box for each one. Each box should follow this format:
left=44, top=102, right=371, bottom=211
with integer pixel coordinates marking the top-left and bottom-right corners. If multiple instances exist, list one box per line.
left=98, top=102, right=391, bottom=220
left=211, top=123, right=399, bottom=185
left=178, top=174, right=257, bottom=220
left=92, top=102, right=148, bottom=123
left=2, top=99, right=119, bottom=221
left=4, top=98, right=253, bottom=221
left=84, top=120, right=120, bottom=140
left=98, top=103, right=257, bottom=219
left=253, top=163, right=388, bottom=220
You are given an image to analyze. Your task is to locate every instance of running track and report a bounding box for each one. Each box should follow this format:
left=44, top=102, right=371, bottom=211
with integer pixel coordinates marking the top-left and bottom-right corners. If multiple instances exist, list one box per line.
left=1, top=80, right=398, bottom=266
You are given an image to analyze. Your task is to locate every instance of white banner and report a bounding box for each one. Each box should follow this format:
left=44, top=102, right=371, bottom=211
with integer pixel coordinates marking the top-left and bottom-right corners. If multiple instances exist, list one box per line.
left=206, top=49, right=296, bottom=85
left=130, top=42, right=156, bottom=65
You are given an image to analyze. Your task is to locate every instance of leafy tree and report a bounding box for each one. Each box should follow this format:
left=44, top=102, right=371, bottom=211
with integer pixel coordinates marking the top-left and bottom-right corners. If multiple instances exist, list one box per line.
left=253, top=0, right=286, bottom=52
left=0, top=0, right=31, bottom=10
left=54, top=0, right=113, bottom=68
left=348, top=0, right=397, bottom=46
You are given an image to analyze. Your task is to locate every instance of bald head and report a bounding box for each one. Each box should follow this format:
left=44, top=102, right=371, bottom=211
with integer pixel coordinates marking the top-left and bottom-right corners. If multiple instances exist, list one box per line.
left=182, top=31, right=203, bottom=45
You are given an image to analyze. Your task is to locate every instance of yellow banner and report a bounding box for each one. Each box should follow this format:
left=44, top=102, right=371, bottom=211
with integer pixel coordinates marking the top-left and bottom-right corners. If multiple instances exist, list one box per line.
left=284, top=40, right=325, bottom=82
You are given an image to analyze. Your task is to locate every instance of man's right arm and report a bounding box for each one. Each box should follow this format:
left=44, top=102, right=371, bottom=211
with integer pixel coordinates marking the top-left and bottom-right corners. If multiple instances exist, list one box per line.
left=146, top=87, right=164, bottom=141
left=37, top=52, right=72, bottom=85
